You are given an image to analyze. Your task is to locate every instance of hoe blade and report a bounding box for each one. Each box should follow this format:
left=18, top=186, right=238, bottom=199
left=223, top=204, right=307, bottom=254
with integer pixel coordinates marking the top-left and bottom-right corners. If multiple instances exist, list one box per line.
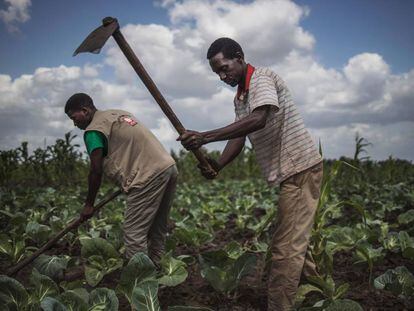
left=73, top=20, right=119, bottom=56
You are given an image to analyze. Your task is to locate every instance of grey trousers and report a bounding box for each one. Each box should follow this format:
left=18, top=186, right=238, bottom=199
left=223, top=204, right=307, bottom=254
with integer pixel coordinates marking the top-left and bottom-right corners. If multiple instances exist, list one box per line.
left=123, top=165, right=178, bottom=263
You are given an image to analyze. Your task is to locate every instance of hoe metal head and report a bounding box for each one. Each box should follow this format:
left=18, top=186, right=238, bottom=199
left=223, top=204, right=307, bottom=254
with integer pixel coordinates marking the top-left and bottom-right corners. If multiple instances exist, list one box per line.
left=73, top=17, right=119, bottom=56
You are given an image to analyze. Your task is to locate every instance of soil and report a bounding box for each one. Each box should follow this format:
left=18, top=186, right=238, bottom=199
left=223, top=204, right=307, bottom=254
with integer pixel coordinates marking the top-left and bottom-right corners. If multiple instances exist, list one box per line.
left=2, top=218, right=413, bottom=311
left=333, top=251, right=414, bottom=311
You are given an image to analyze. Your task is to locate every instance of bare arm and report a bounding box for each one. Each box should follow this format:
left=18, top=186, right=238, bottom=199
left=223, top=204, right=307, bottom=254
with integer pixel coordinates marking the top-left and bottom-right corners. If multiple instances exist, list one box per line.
left=204, top=106, right=269, bottom=144
left=217, top=136, right=246, bottom=169
left=82, top=148, right=104, bottom=220
left=177, top=105, right=270, bottom=150
left=198, top=137, right=246, bottom=179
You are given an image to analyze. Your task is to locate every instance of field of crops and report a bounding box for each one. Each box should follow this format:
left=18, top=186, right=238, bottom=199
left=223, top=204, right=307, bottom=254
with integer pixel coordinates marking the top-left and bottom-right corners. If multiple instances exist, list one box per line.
left=1, top=133, right=413, bottom=310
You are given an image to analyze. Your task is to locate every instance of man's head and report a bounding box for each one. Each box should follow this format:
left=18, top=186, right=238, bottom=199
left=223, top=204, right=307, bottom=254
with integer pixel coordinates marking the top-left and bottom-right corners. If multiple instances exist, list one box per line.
left=207, top=37, right=246, bottom=87
left=65, top=93, right=97, bottom=130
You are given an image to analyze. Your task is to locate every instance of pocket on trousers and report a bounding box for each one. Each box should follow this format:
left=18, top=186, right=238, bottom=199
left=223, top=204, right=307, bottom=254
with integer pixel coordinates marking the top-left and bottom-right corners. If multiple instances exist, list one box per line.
left=310, top=162, right=323, bottom=173
left=309, top=163, right=323, bottom=200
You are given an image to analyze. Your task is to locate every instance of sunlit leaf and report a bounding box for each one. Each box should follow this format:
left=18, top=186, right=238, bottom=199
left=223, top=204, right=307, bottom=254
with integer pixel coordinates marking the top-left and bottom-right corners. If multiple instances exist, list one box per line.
left=131, top=280, right=160, bottom=311
left=29, top=268, right=59, bottom=303
left=117, top=252, right=157, bottom=303
left=158, top=251, right=188, bottom=287
left=374, top=266, right=414, bottom=297
left=88, top=288, right=118, bottom=311
left=0, top=275, right=28, bottom=311
left=33, top=255, right=69, bottom=280
left=41, top=297, right=68, bottom=311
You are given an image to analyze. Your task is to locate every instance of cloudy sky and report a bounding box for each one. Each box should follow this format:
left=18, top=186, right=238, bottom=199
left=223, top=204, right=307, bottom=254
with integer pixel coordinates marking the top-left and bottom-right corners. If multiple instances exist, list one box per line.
left=1, top=0, right=413, bottom=160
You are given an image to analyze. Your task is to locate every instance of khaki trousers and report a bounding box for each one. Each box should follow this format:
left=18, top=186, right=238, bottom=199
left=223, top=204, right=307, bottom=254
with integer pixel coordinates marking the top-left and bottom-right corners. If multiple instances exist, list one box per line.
left=267, top=162, right=323, bottom=311
left=123, top=165, right=178, bottom=263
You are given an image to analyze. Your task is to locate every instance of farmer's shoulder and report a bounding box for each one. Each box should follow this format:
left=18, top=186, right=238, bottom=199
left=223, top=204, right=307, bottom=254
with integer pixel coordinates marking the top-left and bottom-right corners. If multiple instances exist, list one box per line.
left=99, top=109, right=134, bottom=116
left=250, top=67, right=282, bottom=92
left=89, top=110, right=135, bottom=127
left=251, top=67, right=280, bottom=85
left=93, top=109, right=137, bottom=120
left=251, top=67, right=288, bottom=91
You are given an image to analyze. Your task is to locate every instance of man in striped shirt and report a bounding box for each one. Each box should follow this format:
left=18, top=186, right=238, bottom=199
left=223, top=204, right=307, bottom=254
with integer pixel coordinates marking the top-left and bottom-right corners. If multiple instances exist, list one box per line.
left=178, top=38, right=323, bottom=310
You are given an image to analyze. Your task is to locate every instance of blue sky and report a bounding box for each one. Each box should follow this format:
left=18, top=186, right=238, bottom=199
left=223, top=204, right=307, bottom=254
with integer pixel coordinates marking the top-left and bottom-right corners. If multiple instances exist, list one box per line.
left=0, top=1, right=167, bottom=78
left=2, top=0, right=413, bottom=77
left=296, top=0, right=414, bottom=74
left=1, top=0, right=413, bottom=160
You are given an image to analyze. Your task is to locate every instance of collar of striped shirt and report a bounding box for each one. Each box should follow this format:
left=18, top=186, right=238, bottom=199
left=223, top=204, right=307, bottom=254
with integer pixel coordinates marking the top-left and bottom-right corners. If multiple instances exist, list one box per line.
left=237, top=63, right=255, bottom=100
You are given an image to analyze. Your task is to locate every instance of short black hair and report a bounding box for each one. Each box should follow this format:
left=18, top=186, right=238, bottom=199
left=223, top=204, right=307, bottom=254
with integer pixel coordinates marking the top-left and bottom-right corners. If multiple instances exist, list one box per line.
left=206, top=37, right=244, bottom=60
left=65, top=93, right=95, bottom=113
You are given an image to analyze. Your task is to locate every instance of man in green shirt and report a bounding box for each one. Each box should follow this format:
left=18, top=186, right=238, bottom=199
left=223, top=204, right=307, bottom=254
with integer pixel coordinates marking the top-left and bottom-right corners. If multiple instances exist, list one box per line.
left=65, top=93, right=177, bottom=263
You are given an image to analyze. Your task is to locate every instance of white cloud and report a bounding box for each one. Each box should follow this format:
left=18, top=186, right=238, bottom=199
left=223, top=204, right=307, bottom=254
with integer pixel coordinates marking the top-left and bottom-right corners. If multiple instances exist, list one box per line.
left=0, top=0, right=413, bottom=161
left=343, top=53, right=390, bottom=104
left=0, top=0, right=31, bottom=33
left=167, top=0, right=314, bottom=65
left=104, top=0, right=314, bottom=99
left=105, top=23, right=216, bottom=98
left=169, top=86, right=235, bottom=131
left=0, top=64, right=174, bottom=152
left=313, top=122, right=414, bottom=160
left=271, top=51, right=414, bottom=133
left=151, top=117, right=177, bottom=146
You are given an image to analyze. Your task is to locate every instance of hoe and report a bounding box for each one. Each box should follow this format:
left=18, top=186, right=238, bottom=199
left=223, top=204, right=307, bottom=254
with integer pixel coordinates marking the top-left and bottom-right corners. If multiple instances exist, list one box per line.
left=7, top=16, right=216, bottom=277
left=74, top=16, right=216, bottom=173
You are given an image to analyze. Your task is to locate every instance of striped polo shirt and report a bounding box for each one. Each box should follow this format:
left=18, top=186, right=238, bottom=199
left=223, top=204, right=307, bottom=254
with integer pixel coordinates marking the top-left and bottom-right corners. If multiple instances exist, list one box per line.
left=234, top=65, right=322, bottom=186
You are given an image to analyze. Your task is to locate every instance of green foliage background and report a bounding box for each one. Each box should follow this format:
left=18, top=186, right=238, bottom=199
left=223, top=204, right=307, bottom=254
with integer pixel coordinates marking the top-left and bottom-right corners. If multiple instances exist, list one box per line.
left=1, top=132, right=414, bottom=310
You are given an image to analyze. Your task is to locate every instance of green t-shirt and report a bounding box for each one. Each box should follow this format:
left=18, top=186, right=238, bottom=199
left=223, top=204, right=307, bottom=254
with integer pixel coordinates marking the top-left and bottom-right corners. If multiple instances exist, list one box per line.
left=84, top=131, right=108, bottom=156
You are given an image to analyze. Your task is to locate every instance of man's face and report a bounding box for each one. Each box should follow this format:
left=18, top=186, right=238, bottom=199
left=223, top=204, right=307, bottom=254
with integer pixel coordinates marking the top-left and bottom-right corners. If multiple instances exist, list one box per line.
left=66, top=108, right=91, bottom=130
left=209, top=52, right=244, bottom=87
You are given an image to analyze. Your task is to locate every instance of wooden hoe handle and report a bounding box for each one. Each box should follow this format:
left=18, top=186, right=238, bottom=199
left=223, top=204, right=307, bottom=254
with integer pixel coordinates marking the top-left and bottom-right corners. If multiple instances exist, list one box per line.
left=110, top=27, right=217, bottom=176
left=7, top=189, right=122, bottom=277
